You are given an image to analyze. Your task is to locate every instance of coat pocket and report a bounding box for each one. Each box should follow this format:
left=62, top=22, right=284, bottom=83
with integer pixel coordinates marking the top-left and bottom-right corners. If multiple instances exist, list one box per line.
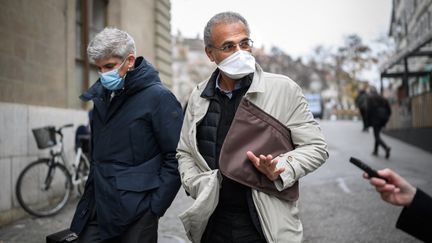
left=179, top=170, right=220, bottom=243
left=116, top=172, right=160, bottom=192
left=114, top=171, right=160, bottom=223
left=113, top=153, right=162, bottom=192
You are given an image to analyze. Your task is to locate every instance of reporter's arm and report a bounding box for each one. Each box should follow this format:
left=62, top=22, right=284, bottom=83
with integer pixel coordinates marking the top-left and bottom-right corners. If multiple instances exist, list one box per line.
left=364, top=169, right=432, bottom=242
left=364, top=169, right=416, bottom=206
left=396, top=189, right=432, bottom=242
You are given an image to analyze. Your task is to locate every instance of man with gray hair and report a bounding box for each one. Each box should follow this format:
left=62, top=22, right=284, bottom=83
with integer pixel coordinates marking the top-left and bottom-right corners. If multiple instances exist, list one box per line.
left=70, top=27, right=183, bottom=243
left=177, top=12, right=328, bottom=243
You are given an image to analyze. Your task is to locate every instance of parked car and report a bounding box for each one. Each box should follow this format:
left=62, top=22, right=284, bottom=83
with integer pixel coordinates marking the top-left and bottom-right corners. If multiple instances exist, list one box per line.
left=304, top=93, right=323, bottom=119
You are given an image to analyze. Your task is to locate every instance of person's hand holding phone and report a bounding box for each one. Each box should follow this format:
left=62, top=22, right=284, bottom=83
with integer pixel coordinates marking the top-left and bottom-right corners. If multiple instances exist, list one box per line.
left=363, top=168, right=417, bottom=207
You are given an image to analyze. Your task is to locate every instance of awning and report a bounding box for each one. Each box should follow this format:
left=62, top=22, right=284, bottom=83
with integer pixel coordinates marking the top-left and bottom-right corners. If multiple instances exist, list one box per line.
left=380, top=31, right=432, bottom=78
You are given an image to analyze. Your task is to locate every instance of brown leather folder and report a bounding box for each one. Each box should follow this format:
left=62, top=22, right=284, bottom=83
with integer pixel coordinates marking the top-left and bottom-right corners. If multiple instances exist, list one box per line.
left=219, top=98, right=299, bottom=201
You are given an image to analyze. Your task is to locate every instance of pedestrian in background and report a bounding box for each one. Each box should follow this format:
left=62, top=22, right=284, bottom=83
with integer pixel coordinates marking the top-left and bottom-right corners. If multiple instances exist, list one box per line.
left=355, top=87, right=369, bottom=132
left=364, top=168, right=432, bottom=242
left=176, top=11, right=328, bottom=243
left=367, top=86, right=391, bottom=159
left=70, top=27, right=183, bottom=243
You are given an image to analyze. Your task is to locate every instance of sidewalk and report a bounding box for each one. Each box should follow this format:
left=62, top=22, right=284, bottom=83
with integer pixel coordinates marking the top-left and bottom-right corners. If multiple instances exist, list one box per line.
left=384, top=127, right=432, bottom=153
left=1, top=120, right=430, bottom=243
left=0, top=190, right=193, bottom=243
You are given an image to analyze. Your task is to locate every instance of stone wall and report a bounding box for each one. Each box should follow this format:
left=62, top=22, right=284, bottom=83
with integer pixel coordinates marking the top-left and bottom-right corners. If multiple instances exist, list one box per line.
left=0, top=102, right=87, bottom=226
left=112, top=0, right=173, bottom=87
left=0, top=0, right=173, bottom=226
left=0, top=0, right=71, bottom=108
left=0, top=0, right=173, bottom=108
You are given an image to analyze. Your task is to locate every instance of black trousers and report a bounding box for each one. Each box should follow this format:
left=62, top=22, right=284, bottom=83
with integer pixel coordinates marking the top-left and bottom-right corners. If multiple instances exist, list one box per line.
left=359, top=108, right=368, bottom=130
left=201, top=208, right=266, bottom=243
left=77, top=209, right=158, bottom=243
left=373, top=125, right=388, bottom=152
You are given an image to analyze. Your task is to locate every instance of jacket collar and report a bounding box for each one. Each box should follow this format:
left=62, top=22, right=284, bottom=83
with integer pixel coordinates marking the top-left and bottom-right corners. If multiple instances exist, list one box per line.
left=246, top=63, right=266, bottom=94
left=200, top=69, right=219, bottom=99
left=79, top=57, right=161, bottom=123
left=200, top=69, right=253, bottom=99
left=79, top=56, right=160, bottom=102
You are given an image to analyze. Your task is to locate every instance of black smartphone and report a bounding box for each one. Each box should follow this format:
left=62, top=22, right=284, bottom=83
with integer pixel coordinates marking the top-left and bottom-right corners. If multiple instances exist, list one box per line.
left=349, top=157, right=387, bottom=181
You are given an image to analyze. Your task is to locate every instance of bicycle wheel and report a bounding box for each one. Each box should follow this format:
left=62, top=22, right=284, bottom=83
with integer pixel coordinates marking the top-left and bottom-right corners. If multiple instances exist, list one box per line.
left=76, top=157, right=90, bottom=196
left=15, top=158, right=72, bottom=217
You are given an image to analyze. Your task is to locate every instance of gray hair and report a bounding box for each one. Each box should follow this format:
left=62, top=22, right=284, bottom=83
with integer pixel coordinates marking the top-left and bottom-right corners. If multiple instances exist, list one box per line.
left=87, top=27, right=136, bottom=63
left=203, top=11, right=250, bottom=47
left=369, top=86, right=378, bottom=94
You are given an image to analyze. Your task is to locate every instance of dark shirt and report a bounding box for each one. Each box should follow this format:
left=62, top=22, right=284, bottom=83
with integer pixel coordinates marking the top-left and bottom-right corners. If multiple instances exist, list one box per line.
left=198, top=72, right=265, bottom=240
left=215, top=79, right=251, bottom=211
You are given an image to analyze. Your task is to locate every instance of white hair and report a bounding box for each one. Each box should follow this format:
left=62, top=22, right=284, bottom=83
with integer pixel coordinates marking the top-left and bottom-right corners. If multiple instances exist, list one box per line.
left=87, top=27, right=136, bottom=62
left=203, top=11, right=250, bottom=47
left=369, top=86, right=378, bottom=94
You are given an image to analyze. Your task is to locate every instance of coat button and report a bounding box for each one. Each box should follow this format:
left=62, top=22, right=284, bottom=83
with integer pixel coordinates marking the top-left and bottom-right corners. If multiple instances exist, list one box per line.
left=287, top=156, right=293, bottom=162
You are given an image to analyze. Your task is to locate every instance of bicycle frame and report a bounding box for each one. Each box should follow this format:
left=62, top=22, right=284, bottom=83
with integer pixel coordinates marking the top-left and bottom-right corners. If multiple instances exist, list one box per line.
left=42, top=157, right=56, bottom=191
left=16, top=123, right=89, bottom=217
left=72, top=147, right=90, bottom=186
left=47, top=125, right=90, bottom=189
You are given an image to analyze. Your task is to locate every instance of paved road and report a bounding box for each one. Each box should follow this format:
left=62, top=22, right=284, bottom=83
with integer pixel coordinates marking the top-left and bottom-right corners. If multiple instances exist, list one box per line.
left=0, top=120, right=430, bottom=242
left=0, top=190, right=193, bottom=243
left=300, top=120, right=431, bottom=243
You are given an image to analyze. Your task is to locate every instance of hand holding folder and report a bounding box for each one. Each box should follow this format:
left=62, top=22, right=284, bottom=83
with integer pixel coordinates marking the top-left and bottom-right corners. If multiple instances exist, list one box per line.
left=246, top=151, right=286, bottom=182
left=219, top=98, right=299, bottom=201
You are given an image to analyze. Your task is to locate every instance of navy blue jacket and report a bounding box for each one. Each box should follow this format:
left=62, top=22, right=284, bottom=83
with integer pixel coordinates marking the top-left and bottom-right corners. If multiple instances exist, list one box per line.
left=70, top=57, right=183, bottom=240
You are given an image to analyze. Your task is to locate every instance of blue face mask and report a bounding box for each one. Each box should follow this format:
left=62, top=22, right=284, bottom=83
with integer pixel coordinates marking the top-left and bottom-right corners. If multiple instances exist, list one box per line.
left=99, top=58, right=127, bottom=90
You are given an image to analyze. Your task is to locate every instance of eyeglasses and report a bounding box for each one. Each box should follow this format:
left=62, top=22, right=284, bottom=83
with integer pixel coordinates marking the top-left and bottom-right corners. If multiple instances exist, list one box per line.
left=209, top=39, right=254, bottom=53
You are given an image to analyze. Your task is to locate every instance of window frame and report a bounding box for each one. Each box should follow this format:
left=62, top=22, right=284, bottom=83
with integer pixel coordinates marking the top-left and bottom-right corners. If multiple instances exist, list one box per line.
left=76, top=0, right=108, bottom=96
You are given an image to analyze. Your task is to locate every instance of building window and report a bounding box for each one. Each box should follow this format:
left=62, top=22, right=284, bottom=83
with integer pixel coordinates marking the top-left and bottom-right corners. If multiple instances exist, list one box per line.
left=75, top=0, right=107, bottom=97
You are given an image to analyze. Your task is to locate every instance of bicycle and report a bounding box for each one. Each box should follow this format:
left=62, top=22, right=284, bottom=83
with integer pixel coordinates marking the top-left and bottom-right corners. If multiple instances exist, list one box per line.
left=15, top=124, right=91, bottom=217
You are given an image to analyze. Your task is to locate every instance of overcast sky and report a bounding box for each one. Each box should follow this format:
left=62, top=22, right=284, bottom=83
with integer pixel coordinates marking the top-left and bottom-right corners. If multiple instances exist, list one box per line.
left=171, top=0, right=392, bottom=59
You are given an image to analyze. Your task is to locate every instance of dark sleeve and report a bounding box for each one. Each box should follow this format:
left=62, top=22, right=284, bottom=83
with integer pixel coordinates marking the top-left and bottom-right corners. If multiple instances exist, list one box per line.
left=385, top=99, right=391, bottom=116
left=396, top=189, right=432, bottom=242
left=150, top=88, right=183, bottom=217
left=366, top=97, right=373, bottom=118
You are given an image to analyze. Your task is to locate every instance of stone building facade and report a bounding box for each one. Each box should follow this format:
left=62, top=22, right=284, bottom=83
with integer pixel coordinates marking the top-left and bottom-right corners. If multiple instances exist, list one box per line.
left=381, top=0, right=432, bottom=151
left=172, top=34, right=215, bottom=106
left=0, top=0, right=172, bottom=225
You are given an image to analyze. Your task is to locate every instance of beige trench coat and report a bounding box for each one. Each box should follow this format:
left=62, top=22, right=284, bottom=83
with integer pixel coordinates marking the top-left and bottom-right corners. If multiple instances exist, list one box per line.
left=176, top=64, right=329, bottom=243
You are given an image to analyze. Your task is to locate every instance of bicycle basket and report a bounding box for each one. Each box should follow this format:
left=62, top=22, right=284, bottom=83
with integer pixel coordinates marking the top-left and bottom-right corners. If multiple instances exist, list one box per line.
left=32, top=126, right=57, bottom=149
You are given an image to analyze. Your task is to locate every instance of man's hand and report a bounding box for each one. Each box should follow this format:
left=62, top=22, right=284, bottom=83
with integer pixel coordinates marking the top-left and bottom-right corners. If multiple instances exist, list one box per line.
left=246, top=151, right=285, bottom=181
left=363, top=168, right=416, bottom=207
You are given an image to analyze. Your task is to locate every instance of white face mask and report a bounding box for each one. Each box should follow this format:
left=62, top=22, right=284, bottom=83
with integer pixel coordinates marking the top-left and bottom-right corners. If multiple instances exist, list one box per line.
left=217, top=50, right=256, bottom=80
